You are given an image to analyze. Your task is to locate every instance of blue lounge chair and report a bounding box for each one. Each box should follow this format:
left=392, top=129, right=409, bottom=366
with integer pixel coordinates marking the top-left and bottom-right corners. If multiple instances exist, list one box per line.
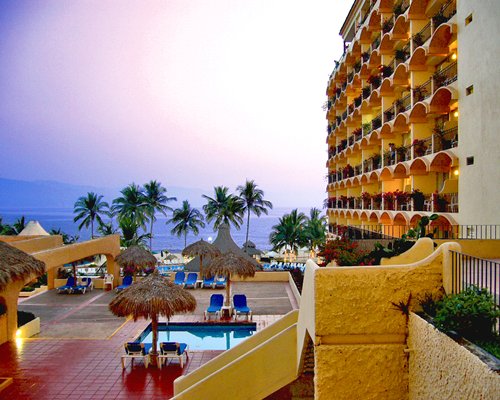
left=121, top=342, right=149, bottom=369
left=56, top=276, right=76, bottom=294
left=116, top=275, right=133, bottom=292
left=204, top=294, right=224, bottom=320
left=214, top=276, right=227, bottom=289
left=184, top=273, right=198, bottom=289
left=202, top=275, right=215, bottom=288
left=233, top=294, right=252, bottom=321
left=158, top=342, right=189, bottom=369
left=72, top=277, right=93, bottom=294
left=173, top=271, right=186, bottom=286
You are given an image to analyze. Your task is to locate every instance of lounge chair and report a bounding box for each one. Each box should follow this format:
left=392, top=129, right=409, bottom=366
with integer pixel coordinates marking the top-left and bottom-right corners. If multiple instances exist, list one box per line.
left=233, top=294, right=252, bottom=321
left=183, top=273, right=198, bottom=289
left=204, top=294, right=224, bottom=320
left=56, top=276, right=76, bottom=294
left=158, top=342, right=189, bottom=369
left=72, top=277, right=93, bottom=294
left=213, top=276, right=227, bottom=289
left=116, top=275, right=133, bottom=292
left=173, top=271, right=186, bottom=286
left=202, top=275, right=215, bottom=288
left=121, top=342, right=149, bottom=369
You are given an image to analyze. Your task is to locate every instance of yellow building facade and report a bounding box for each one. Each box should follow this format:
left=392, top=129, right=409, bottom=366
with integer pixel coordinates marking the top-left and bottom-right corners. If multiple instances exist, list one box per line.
left=325, top=0, right=500, bottom=237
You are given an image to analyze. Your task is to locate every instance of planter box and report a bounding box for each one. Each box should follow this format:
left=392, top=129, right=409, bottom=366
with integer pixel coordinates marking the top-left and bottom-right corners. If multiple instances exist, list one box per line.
left=19, top=286, right=47, bottom=297
left=17, top=317, right=40, bottom=338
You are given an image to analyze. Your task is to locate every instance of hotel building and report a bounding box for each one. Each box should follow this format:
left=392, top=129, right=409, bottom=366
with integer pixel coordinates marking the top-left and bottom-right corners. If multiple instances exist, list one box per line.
left=325, top=0, right=500, bottom=238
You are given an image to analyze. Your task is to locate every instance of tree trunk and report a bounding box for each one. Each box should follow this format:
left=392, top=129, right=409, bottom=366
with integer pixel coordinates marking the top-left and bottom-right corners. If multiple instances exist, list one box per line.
left=225, top=277, right=231, bottom=307
left=150, top=221, right=153, bottom=250
left=199, top=255, right=203, bottom=279
left=244, top=210, right=250, bottom=253
left=151, top=314, right=158, bottom=367
left=91, top=219, right=94, bottom=239
left=184, top=232, right=187, bottom=249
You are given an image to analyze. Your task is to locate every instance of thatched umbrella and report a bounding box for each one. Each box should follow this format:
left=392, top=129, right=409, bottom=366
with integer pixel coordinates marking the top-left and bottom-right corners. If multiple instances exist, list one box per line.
left=115, top=245, right=157, bottom=280
left=182, top=239, right=221, bottom=278
left=0, top=241, right=46, bottom=291
left=203, top=250, right=257, bottom=306
left=109, top=270, right=196, bottom=366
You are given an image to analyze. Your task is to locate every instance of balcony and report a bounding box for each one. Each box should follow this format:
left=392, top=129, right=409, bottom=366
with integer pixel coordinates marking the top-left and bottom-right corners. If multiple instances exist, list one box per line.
left=414, top=127, right=458, bottom=157
left=371, top=114, right=382, bottom=130
left=412, top=79, right=432, bottom=103
left=433, top=61, right=457, bottom=91
left=371, top=34, right=381, bottom=52
left=393, top=0, right=410, bottom=17
left=412, top=22, right=431, bottom=48
left=432, top=0, right=457, bottom=29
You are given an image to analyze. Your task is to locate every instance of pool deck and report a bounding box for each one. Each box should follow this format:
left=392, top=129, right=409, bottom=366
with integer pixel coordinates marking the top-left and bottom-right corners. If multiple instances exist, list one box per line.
left=0, top=281, right=297, bottom=399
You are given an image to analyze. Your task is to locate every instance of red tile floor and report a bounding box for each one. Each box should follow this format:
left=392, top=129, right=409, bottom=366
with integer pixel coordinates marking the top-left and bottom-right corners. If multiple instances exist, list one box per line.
left=0, top=282, right=294, bottom=399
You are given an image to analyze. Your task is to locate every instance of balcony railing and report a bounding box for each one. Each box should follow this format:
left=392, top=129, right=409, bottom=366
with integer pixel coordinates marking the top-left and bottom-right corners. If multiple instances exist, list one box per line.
left=371, top=34, right=381, bottom=52
left=354, top=164, right=363, bottom=176
left=394, top=0, right=410, bottom=17
left=412, top=79, right=432, bottom=103
left=412, top=22, right=431, bottom=48
left=362, top=122, right=372, bottom=137
left=433, top=61, right=457, bottom=91
left=371, top=114, right=382, bottom=130
left=342, top=110, right=348, bottom=120
left=362, top=85, right=371, bottom=99
left=432, top=0, right=457, bottom=29
left=416, top=127, right=459, bottom=156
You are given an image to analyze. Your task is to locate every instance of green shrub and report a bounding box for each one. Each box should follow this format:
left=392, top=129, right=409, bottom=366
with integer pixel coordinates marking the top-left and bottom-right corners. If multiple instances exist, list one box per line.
left=21, top=286, right=35, bottom=292
left=17, top=311, right=36, bottom=327
left=434, top=286, right=500, bottom=341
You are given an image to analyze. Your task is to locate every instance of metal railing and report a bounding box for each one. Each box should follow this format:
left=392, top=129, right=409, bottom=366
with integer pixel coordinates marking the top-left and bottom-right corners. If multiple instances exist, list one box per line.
left=412, top=22, right=431, bottom=48
left=451, top=251, right=500, bottom=306
left=433, top=61, right=457, bottom=91
left=412, top=79, right=432, bottom=103
left=330, top=225, right=500, bottom=241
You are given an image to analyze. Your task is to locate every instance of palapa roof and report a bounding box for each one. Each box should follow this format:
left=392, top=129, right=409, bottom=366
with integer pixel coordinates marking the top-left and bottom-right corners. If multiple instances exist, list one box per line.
left=18, top=220, right=50, bottom=236
left=182, top=239, right=221, bottom=258
left=242, top=240, right=263, bottom=256
left=115, top=245, right=157, bottom=269
left=185, top=224, right=262, bottom=271
left=0, top=241, right=46, bottom=291
left=109, top=270, right=196, bottom=320
left=203, top=250, right=258, bottom=279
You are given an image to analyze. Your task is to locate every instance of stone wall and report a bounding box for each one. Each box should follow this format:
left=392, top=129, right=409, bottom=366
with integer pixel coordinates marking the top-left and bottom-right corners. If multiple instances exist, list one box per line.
left=408, top=313, right=500, bottom=400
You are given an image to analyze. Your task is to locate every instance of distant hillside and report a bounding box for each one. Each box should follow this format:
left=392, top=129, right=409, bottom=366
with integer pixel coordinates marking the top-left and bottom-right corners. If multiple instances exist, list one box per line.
left=0, top=178, right=207, bottom=209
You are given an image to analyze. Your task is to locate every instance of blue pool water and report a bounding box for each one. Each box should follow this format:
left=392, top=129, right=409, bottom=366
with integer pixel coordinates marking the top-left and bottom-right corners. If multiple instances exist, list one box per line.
left=137, top=322, right=257, bottom=351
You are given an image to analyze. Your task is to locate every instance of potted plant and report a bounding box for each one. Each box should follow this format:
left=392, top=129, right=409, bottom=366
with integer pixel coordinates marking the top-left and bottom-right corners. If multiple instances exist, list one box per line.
left=384, top=109, right=395, bottom=122
left=413, top=86, right=427, bottom=102
left=372, top=193, right=383, bottom=209
left=433, top=69, right=447, bottom=89
left=343, top=164, right=354, bottom=179
left=372, top=116, right=382, bottom=130
left=361, top=192, right=372, bottom=209
left=395, top=48, right=409, bottom=62
left=372, top=153, right=381, bottom=169
left=433, top=123, right=451, bottom=150
left=382, top=18, right=394, bottom=33
left=368, top=74, right=381, bottom=88
left=394, top=190, right=410, bottom=210
left=432, top=6, right=448, bottom=28
left=382, top=192, right=395, bottom=210
left=395, top=98, right=406, bottom=113
left=412, top=139, right=428, bottom=157
left=396, top=145, right=408, bottom=161
left=432, top=191, right=448, bottom=212
left=412, top=32, right=424, bottom=47
left=340, top=195, right=348, bottom=208
left=353, top=127, right=362, bottom=140
left=411, top=189, right=425, bottom=211
left=380, top=65, right=393, bottom=78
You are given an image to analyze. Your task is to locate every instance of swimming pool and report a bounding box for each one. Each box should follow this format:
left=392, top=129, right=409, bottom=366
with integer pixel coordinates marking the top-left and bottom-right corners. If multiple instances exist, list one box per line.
left=137, top=322, right=257, bottom=351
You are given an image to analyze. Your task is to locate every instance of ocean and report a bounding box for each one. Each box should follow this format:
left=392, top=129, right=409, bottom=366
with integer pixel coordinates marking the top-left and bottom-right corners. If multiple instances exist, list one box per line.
left=0, top=207, right=313, bottom=252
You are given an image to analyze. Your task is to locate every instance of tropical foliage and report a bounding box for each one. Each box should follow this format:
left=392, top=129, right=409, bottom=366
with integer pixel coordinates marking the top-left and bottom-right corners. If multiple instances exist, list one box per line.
left=0, top=216, right=26, bottom=235
left=168, top=200, right=205, bottom=248
left=118, top=216, right=151, bottom=248
left=269, top=209, right=307, bottom=254
left=237, top=180, right=273, bottom=253
left=49, top=228, right=79, bottom=244
left=203, top=186, right=245, bottom=230
left=303, top=208, right=327, bottom=255
left=143, top=180, right=176, bottom=249
left=112, top=183, right=148, bottom=228
left=73, top=192, right=110, bottom=238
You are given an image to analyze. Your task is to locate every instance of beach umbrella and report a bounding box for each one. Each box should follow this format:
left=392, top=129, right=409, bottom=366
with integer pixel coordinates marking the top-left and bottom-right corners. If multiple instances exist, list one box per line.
left=109, top=270, right=196, bottom=366
left=182, top=239, right=221, bottom=278
left=0, top=241, right=46, bottom=291
left=203, top=250, right=257, bottom=306
left=115, top=245, right=157, bottom=279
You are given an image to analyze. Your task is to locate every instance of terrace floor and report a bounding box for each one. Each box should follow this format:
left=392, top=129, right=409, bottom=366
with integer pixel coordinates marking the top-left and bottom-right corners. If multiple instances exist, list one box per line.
left=0, top=281, right=297, bottom=399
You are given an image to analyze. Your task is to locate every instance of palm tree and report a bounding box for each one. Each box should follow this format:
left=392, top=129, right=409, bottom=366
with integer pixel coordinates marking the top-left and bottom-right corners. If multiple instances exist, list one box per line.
left=202, top=186, right=245, bottom=230
left=12, top=216, right=26, bottom=234
left=143, top=180, right=177, bottom=250
left=112, top=184, right=148, bottom=227
left=237, top=180, right=273, bottom=253
left=0, top=216, right=26, bottom=235
left=269, top=209, right=307, bottom=256
left=73, top=192, right=110, bottom=238
left=97, top=221, right=118, bottom=236
left=118, top=216, right=151, bottom=248
left=168, top=200, right=206, bottom=248
left=49, top=228, right=79, bottom=244
left=303, top=208, right=327, bottom=257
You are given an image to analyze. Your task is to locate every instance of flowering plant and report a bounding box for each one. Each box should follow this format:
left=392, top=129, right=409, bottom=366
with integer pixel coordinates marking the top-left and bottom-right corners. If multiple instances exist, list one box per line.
left=412, top=139, right=427, bottom=157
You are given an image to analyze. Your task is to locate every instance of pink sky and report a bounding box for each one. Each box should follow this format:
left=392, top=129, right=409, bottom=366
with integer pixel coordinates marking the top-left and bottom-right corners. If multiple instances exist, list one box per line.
left=0, top=0, right=351, bottom=206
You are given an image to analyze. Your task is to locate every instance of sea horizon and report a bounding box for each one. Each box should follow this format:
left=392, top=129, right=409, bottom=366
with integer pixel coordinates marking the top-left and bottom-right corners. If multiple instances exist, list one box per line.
left=0, top=206, right=317, bottom=253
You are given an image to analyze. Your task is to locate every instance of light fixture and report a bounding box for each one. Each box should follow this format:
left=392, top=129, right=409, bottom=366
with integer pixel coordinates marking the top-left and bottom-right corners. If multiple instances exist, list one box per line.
left=453, top=110, right=459, bottom=118
left=16, top=329, right=21, bottom=337
left=451, top=53, right=457, bottom=61
left=453, top=169, right=459, bottom=176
